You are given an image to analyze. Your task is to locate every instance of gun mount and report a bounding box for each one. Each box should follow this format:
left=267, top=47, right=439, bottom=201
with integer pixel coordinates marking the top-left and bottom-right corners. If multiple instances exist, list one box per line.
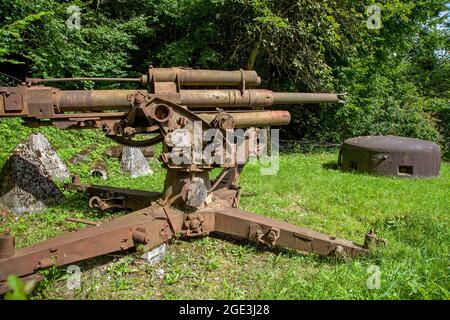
left=0, top=67, right=378, bottom=293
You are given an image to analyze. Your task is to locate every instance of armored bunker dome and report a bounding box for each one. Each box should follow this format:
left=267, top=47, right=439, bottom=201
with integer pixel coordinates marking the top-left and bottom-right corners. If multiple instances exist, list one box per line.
left=339, top=135, right=441, bottom=177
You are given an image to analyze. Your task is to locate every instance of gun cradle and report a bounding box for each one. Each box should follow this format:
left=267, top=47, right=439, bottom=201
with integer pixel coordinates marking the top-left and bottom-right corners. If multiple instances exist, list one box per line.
left=0, top=67, right=379, bottom=294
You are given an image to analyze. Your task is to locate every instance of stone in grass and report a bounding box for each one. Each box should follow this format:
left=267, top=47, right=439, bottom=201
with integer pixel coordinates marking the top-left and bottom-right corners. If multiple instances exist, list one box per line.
left=0, top=133, right=70, bottom=214
left=141, top=243, right=168, bottom=266
left=120, top=147, right=153, bottom=178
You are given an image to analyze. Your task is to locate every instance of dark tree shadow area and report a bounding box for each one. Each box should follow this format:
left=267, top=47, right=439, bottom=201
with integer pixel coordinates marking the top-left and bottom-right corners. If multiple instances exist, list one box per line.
left=322, top=161, right=340, bottom=171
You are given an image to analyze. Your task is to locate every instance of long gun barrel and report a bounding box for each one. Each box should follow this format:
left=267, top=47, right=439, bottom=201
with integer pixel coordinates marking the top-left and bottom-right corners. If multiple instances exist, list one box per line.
left=273, top=92, right=346, bottom=104
left=26, top=67, right=262, bottom=87
left=0, top=88, right=344, bottom=114
left=51, top=89, right=343, bottom=111
left=0, top=67, right=344, bottom=132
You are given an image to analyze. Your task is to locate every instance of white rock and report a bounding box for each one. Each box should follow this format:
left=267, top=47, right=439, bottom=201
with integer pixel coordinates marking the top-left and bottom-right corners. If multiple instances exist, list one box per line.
left=17, top=133, right=70, bottom=180
left=120, top=147, right=153, bottom=178
left=140, top=243, right=167, bottom=266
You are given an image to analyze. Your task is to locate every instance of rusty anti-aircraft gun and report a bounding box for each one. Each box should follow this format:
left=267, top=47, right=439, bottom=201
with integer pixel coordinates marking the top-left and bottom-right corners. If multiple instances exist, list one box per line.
left=0, top=67, right=382, bottom=291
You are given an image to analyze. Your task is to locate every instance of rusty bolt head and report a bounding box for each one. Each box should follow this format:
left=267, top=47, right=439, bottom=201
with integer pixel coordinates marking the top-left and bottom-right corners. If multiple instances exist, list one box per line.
left=72, top=174, right=81, bottom=185
left=267, top=230, right=277, bottom=242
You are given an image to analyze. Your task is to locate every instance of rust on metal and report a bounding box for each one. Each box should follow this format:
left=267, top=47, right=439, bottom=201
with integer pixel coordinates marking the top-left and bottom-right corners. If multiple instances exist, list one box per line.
left=0, top=207, right=176, bottom=282
left=212, top=208, right=364, bottom=257
left=272, top=92, right=346, bottom=104
left=145, top=67, right=261, bottom=87
left=65, top=217, right=100, bottom=226
left=198, top=110, right=291, bottom=128
left=364, top=230, right=386, bottom=249
left=0, top=205, right=369, bottom=284
left=105, top=146, right=154, bottom=158
left=0, top=273, right=43, bottom=295
left=0, top=229, right=15, bottom=259
left=66, top=182, right=161, bottom=211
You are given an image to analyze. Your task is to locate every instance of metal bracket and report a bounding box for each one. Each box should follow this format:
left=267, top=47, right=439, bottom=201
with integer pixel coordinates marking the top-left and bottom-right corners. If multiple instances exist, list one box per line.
left=162, top=206, right=177, bottom=235
left=249, top=225, right=280, bottom=246
left=132, top=227, right=151, bottom=244
left=182, top=213, right=206, bottom=237
left=2, top=90, right=22, bottom=111
left=363, top=230, right=386, bottom=249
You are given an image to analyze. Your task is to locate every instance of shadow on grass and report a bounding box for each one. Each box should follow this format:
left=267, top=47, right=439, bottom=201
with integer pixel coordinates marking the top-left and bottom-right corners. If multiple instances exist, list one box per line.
left=32, top=249, right=136, bottom=297
left=322, top=161, right=340, bottom=171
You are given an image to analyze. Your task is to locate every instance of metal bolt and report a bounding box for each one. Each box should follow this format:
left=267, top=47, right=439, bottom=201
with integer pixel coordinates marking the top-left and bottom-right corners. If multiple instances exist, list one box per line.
left=267, top=230, right=277, bottom=242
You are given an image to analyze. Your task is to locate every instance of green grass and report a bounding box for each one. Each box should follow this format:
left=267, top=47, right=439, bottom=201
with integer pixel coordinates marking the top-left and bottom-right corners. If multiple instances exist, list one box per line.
left=0, top=120, right=449, bottom=300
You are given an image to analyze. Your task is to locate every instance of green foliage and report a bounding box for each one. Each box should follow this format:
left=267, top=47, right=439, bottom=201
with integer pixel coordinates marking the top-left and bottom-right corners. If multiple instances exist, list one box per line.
left=0, top=11, right=51, bottom=64
left=0, top=0, right=153, bottom=88
left=3, top=274, right=37, bottom=300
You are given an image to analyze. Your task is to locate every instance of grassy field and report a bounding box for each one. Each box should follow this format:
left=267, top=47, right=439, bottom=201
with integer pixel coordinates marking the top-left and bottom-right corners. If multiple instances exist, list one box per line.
left=0, top=121, right=449, bottom=300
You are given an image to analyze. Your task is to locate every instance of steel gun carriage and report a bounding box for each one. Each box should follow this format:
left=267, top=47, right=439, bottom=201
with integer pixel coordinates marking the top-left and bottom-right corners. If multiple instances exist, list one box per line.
left=0, top=67, right=379, bottom=292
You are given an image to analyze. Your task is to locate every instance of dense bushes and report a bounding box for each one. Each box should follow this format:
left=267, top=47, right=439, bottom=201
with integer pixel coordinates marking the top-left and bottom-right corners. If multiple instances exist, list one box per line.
left=0, top=0, right=448, bottom=157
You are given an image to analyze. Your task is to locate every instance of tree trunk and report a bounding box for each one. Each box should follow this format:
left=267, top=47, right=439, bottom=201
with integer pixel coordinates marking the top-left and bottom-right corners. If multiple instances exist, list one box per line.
left=246, top=31, right=262, bottom=70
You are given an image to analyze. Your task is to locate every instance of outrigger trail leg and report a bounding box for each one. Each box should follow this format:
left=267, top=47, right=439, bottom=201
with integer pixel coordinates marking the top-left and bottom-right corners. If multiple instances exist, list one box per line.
left=0, top=203, right=368, bottom=293
left=209, top=208, right=364, bottom=257
left=0, top=206, right=176, bottom=288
